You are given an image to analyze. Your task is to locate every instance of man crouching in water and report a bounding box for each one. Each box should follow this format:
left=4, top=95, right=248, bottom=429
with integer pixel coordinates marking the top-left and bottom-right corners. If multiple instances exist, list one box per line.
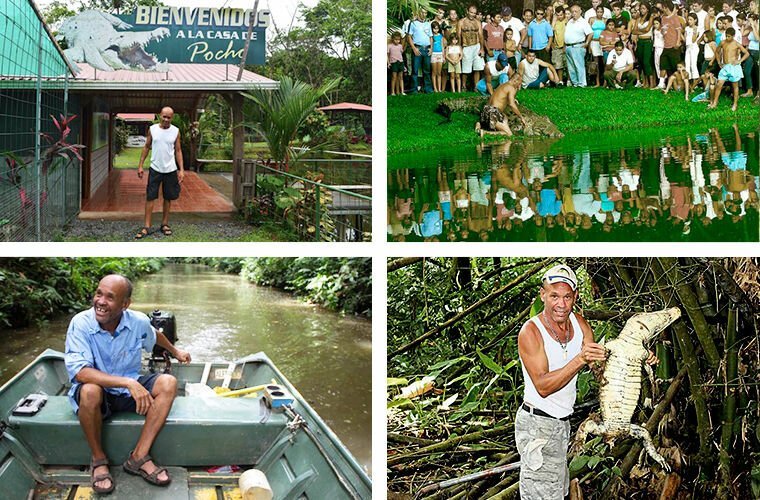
left=476, top=74, right=527, bottom=136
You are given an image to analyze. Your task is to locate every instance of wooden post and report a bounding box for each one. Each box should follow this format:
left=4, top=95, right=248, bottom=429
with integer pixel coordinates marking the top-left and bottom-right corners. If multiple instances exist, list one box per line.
left=232, top=92, right=245, bottom=207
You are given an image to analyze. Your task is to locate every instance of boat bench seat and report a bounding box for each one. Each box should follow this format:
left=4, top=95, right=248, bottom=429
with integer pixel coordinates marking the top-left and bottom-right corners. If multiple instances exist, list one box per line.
left=7, top=394, right=289, bottom=466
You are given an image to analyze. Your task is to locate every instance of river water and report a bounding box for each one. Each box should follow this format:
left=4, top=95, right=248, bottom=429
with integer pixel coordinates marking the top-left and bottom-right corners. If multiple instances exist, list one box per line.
left=0, top=264, right=372, bottom=472
left=388, top=123, right=758, bottom=242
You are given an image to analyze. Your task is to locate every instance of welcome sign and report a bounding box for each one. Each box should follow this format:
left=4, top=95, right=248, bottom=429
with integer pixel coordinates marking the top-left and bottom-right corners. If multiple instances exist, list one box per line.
left=56, top=7, right=269, bottom=72
left=120, top=6, right=270, bottom=65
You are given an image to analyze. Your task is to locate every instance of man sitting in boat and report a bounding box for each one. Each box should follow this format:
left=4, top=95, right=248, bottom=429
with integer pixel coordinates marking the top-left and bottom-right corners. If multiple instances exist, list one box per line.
left=64, top=274, right=191, bottom=494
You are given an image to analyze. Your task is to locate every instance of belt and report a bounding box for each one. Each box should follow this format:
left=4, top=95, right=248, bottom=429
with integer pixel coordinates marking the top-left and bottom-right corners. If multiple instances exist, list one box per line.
left=565, top=42, right=584, bottom=47
left=522, top=403, right=570, bottom=421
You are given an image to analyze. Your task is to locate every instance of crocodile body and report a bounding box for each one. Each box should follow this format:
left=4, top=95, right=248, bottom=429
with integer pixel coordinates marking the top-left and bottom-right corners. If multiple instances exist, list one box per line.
left=573, top=307, right=681, bottom=472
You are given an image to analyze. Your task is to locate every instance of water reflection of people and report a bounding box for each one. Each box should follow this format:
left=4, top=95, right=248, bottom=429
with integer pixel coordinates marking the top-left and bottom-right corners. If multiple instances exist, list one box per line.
left=390, top=125, right=758, bottom=241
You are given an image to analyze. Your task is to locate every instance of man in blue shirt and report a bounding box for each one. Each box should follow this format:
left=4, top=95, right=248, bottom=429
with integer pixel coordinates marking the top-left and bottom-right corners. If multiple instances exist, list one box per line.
left=65, top=274, right=191, bottom=494
left=406, top=8, right=434, bottom=93
left=527, top=8, right=555, bottom=63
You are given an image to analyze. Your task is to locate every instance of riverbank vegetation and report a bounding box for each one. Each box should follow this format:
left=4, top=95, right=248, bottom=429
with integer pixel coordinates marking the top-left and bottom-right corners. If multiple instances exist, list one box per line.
left=0, top=258, right=164, bottom=329
left=190, top=257, right=372, bottom=317
left=387, top=257, right=760, bottom=499
left=0, top=257, right=371, bottom=330
left=388, top=90, right=759, bottom=155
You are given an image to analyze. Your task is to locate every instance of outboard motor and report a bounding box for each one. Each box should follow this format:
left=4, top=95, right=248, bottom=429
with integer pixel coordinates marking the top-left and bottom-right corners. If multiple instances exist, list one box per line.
left=150, top=309, right=177, bottom=362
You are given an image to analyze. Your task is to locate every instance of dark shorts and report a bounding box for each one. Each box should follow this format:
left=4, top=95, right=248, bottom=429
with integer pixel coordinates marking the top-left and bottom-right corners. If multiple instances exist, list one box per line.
left=74, top=373, right=160, bottom=419
left=480, top=105, right=505, bottom=131
left=146, top=168, right=181, bottom=201
left=660, top=47, right=681, bottom=75
left=390, top=61, right=404, bottom=73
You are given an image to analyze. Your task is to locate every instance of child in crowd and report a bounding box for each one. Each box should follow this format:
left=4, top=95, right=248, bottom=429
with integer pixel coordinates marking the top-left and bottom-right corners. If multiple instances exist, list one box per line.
left=431, top=22, right=446, bottom=92
left=715, top=16, right=727, bottom=45
left=653, top=17, right=665, bottom=88
left=663, top=62, right=691, bottom=100
left=388, top=32, right=405, bottom=96
left=710, top=27, right=751, bottom=111
left=445, top=33, right=463, bottom=92
left=684, top=13, right=700, bottom=83
left=700, top=30, right=718, bottom=87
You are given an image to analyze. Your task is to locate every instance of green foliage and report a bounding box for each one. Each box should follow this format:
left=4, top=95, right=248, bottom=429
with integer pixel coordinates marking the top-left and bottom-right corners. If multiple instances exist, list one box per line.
left=297, top=109, right=331, bottom=144
left=242, top=76, right=341, bottom=168
left=262, top=0, right=371, bottom=104
left=241, top=257, right=371, bottom=316
left=0, top=258, right=164, bottom=329
left=387, top=90, right=760, bottom=155
left=112, top=120, right=132, bottom=155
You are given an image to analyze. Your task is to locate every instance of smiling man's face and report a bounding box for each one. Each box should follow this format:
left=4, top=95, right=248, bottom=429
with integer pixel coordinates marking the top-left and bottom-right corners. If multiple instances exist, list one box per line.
left=92, top=275, right=130, bottom=331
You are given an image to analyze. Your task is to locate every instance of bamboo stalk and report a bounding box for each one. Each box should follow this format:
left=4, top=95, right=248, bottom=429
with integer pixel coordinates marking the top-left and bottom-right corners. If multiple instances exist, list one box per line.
left=388, top=432, right=436, bottom=446
left=652, top=259, right=711, bottom=456
left=657, top=257, right=721, bottom=368
left=388, top=257, right=424, bottom=272
left=416, top=462, right=520, bottom=497
left=387, top=424, right=513, bottom=467
left=717, top=308, right=739, bottom=500
left=388, top=259, right=552, bottom=359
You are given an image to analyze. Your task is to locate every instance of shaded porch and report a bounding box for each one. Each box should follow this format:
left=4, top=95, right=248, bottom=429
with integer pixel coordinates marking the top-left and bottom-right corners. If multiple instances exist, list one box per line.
left=79, top=169, right=235, bottom=220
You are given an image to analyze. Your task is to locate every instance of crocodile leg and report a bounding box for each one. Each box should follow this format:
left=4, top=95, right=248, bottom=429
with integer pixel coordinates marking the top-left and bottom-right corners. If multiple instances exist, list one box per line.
left=571, top=416, right=607, bottom=454
left=629, top=424, right=671, bottom=472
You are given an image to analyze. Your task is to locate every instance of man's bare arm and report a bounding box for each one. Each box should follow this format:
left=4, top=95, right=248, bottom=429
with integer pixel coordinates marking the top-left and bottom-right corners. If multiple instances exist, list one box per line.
left=137, top=130, right=153, bottom=178
left=518, top=322, right=586, bottom=398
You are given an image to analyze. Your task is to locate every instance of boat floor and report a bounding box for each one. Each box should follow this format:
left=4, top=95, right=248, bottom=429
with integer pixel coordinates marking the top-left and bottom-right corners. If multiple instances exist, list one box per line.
left=34, top=467, right=244, bottom=499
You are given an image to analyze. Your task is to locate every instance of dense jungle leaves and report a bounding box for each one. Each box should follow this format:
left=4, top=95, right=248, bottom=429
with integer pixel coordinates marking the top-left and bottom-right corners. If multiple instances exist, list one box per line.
left=387, top=257, right=760, bottom=499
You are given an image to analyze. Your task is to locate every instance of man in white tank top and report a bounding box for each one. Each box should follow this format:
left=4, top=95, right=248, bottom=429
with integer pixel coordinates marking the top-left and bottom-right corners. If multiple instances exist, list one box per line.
left=515, top=264, right=607, bottom=499
left=136, top=107, right=185, bottom=239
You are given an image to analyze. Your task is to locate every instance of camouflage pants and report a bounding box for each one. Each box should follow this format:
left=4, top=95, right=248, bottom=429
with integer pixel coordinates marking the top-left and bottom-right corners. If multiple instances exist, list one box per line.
left=514, top=407, right=571, bottom=499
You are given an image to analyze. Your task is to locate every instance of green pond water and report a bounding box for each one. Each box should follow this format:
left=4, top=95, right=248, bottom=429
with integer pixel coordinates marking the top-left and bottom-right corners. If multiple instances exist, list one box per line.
left=388, top=123, right=759, bottom=242
left=0, top=264, right=372, bottom=472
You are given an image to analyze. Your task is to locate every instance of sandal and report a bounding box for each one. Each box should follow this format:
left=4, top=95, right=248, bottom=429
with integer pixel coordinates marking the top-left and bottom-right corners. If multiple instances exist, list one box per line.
left=160, top=224, right=173, bottom=236
left=90, top=457, right=115, bottom=494
left=134, top=227, right=150, bottom=240
left=123, top=452, right=171, bottom=486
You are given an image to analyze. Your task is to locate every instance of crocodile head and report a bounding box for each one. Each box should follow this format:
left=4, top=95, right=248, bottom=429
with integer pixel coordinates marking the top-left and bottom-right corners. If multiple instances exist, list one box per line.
left=623, top=307, right=681, bottom=344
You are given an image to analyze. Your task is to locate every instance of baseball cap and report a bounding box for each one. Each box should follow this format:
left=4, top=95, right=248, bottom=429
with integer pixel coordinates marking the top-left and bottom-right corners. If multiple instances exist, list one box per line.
left=502, top=6, right=513, bottom=16
left=542, top=264, right=577, bottom=290
left=497, top=53, right=508, bottom=66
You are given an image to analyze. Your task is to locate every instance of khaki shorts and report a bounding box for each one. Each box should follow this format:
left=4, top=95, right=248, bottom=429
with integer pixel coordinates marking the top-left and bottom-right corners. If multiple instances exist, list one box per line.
left=462, top=43, right=485, bottom=73
left=552, top=47, right=566, bottom=70
left=515, top=407, right=571, bottom=499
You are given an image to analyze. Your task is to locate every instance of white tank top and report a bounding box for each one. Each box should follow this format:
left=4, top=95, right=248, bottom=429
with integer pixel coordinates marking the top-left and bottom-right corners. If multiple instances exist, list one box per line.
left=487, top=59, right=510, bottom=78
left=521, top=312, right=583, bottom=418
left=149, top=123, right=179, bottom=173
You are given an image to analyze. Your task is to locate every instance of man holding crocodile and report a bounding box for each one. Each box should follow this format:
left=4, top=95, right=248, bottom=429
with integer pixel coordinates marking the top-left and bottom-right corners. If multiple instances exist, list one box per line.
left=516, top=264, right=662, bottom=499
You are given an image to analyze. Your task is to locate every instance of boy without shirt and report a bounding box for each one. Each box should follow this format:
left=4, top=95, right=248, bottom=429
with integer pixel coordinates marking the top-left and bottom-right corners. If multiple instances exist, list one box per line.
left=709, top=27, right=750, bottom=110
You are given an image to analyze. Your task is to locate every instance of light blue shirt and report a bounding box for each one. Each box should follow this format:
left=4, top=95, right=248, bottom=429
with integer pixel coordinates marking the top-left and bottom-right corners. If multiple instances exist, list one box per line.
left=528, top=20, right=554, bottom=50
left=408, top=19, right=432, bottom=47
left=65, top=308, right=156, bottom=413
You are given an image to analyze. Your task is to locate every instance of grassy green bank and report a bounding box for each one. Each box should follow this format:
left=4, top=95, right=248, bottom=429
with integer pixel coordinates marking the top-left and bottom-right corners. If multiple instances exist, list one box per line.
left=387, top=88, right=759, bottom=155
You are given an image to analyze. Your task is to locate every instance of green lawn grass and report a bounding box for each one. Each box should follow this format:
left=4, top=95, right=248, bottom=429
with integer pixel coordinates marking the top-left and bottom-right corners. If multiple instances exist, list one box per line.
left=113, top=147, right=143, bottom=168
left=388, top=88, right=759, bottom=155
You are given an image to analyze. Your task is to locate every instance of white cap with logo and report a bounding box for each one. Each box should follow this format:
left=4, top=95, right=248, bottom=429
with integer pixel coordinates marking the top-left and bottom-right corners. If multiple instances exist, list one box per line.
left=542, top=264, right=577, bottom=291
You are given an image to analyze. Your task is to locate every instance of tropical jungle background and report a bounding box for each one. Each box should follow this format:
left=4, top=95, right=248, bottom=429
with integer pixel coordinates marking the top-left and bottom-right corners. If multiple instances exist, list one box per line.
left=0, top=257, right=371, bottom=329
left=387, top=257, right=760, bottom=499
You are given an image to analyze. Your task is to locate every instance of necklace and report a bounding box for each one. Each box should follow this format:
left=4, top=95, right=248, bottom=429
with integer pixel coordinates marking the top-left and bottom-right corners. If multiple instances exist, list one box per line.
left=543, top=311, right=571, bottom=360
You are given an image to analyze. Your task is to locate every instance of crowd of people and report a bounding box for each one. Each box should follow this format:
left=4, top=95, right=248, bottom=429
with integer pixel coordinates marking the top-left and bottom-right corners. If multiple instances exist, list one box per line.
left=388, top=0, right=760, bottom=112
left=387, top=124, right=758, bottom=241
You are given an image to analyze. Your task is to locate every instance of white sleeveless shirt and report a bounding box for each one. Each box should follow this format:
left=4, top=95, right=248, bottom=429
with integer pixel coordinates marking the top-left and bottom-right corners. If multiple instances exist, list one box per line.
left=149, top=123, right=179, bottom=173
left=521, top=312, right=583, bottom=418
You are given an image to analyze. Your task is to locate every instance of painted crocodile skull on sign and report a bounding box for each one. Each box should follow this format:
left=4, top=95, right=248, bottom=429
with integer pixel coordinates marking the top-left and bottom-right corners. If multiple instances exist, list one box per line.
left=56, top=10, right=169, bottom=72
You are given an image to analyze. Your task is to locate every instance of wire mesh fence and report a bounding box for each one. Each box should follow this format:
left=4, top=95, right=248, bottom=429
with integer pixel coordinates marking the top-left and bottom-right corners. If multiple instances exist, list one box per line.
left=241, top=160, right=372, bottom=242
left=0, top=0, right=78, bottom=241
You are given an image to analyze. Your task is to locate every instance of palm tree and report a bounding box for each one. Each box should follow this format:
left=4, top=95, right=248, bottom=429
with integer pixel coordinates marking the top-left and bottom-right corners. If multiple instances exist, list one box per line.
left=388, top=0, right=437, bottom=32
left=241, top=76, right=340, bottom=171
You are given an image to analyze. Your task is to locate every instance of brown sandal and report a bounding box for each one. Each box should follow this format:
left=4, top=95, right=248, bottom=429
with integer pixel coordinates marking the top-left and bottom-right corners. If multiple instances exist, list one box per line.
left=90, top=457, right=115, bottom=494
left=123, top=452, right=171, bottom=486
left=134, top=227, right=150, bottom=240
